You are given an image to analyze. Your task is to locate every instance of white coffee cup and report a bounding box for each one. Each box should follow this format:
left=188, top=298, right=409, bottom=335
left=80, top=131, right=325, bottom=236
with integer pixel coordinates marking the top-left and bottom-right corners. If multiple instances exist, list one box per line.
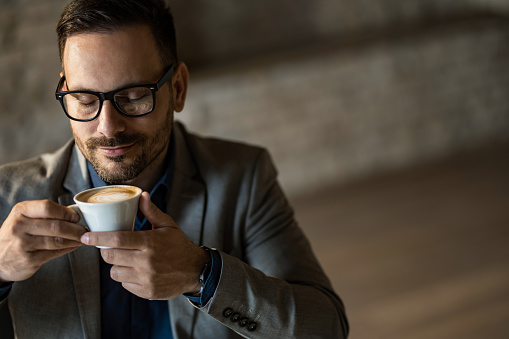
left=69, top=185, right=142, bottom=248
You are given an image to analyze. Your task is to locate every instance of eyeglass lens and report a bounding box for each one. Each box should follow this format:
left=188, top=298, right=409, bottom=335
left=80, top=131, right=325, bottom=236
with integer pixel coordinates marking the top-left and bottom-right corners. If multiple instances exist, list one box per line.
left=62, top=87, right=154, bottom=120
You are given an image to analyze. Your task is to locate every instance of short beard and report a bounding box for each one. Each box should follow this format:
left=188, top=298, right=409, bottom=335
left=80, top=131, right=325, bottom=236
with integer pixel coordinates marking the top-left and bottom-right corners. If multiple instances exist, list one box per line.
left=79, top=119, right=171, bottom=184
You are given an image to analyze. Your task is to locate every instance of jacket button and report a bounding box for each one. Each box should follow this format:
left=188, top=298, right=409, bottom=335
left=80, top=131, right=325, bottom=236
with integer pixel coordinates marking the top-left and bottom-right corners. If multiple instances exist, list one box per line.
left=248, top=321, right=258, bottom=332
left=223, top=308, right=233, bottom=318
left=230, top=312, right=241, bottom=322
left=239, top=317, right=249, bottom=327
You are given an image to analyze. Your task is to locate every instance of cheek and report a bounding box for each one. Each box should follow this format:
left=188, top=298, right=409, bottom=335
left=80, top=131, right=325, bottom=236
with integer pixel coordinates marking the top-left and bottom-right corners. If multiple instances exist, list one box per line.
left=136, top=106, right=173, bottom=131
left=70, top=122, right=81, bottom=139
left=156, top=88, right=173, bottom=117
left=70, top=121, right=94, bottom=145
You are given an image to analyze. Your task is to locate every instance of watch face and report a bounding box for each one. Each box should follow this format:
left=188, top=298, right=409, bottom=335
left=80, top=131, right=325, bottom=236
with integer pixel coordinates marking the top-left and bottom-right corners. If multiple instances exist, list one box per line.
left=199, top=262, right=212, bottom=284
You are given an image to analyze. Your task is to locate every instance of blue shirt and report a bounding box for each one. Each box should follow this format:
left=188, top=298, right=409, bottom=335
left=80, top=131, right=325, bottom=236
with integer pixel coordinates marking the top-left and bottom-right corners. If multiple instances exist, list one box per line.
left=0, top=282, right=12, bottom=298
left=87, top=138, right=221, bottom=338
left=89, top=159, right=173, bottom=339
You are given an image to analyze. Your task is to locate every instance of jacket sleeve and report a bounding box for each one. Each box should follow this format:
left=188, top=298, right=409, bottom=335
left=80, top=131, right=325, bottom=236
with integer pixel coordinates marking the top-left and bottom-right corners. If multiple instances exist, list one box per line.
left=195, top=149, right=349, bottom=338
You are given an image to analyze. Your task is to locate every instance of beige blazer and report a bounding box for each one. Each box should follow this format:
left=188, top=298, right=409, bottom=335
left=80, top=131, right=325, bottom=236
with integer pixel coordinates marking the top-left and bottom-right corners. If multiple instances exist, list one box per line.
left=0, top=122, right=348, bottom=338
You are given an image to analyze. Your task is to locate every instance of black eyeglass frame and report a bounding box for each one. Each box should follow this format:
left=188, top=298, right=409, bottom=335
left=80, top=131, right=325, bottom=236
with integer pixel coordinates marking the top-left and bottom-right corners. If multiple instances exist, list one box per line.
left=55, top=64, right=175, bottom=122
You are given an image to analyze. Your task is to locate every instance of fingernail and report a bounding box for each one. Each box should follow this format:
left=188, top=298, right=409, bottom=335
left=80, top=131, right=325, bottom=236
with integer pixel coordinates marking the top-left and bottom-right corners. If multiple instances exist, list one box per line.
left=72, top=213, right=80, bottom=223
left=81, top=233, right=89, bottom=245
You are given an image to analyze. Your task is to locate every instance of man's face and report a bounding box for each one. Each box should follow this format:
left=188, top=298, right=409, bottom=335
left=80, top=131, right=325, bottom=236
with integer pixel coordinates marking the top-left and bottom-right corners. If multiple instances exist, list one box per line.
left=63, top=25, right=173, bottom=184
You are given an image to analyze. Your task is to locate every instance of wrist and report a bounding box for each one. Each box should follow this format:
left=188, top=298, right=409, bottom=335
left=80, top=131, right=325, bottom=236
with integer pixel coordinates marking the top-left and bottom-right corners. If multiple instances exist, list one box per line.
left=187, top=246, right=212, bottom=295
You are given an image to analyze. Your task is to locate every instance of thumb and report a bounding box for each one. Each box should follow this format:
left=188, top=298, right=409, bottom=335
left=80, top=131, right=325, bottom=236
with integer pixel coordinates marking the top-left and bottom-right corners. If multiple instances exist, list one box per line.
left=139, top=192, right=177, bottom=230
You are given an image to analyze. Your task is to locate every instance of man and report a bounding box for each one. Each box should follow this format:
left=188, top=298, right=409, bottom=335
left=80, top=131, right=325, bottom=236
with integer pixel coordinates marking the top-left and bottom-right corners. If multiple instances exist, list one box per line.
left=0, top=0, right=348, bottom=338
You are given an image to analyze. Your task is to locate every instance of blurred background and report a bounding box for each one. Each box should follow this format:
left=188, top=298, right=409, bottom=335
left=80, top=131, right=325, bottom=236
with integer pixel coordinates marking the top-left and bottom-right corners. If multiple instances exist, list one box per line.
left=1, top=0, right=509, bottom=338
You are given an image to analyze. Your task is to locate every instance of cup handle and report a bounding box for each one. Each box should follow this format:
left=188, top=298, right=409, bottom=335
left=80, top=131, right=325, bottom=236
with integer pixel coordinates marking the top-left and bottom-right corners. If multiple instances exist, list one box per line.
left=68, top=204, right=90, bottom=231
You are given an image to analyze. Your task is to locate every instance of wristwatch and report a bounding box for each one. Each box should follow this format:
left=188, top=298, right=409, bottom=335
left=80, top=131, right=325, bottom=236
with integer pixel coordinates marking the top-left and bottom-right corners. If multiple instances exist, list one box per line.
left=193, top=247, right=213, bottom=297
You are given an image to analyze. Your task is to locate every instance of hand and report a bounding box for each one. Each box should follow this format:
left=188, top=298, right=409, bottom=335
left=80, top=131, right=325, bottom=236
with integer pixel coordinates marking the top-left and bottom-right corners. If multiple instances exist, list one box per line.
left=80, top=192, right=209, bottom=300
left=0, top=200, right=87, bottom=283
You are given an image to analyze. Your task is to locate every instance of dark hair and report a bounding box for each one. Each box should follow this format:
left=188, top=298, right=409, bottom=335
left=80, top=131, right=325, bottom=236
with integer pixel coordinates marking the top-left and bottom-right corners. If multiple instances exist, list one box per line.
left=56, top=0, right=178, bottom=68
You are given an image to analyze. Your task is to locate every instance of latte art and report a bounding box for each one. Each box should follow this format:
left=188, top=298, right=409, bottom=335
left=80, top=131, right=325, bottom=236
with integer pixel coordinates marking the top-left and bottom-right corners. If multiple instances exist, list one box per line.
left=78, top=186, right=140, bottom=203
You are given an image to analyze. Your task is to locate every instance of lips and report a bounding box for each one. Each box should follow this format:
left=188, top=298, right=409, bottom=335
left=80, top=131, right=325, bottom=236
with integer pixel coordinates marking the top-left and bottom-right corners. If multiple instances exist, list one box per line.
left=86, top=134, right=142, bottom=159
left=99, top=143, right=134, bottom=156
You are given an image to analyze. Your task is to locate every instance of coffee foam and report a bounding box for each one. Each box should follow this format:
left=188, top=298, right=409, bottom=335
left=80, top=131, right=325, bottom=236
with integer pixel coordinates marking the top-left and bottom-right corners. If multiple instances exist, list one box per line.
left=78, top=186, right=139, bottom=203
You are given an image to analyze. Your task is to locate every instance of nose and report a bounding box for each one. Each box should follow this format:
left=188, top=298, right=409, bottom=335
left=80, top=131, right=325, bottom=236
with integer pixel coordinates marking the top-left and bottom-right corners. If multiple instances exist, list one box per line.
left=96, top=100, right=126, bottom=138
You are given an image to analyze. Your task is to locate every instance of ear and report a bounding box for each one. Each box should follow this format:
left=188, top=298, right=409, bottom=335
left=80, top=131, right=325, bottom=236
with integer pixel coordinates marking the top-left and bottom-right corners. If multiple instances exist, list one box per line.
left=171, top=62, right=189, bottom=113
left=58, top=71, right=67, bottom=90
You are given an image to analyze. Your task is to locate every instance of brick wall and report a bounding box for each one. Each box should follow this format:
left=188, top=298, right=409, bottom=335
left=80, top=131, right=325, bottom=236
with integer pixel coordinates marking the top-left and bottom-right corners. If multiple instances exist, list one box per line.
left=0, top=0, right=71, bottom=162
left=180, top=18, right=509, bottom=196
left=1, top=0, right=508, bottom=197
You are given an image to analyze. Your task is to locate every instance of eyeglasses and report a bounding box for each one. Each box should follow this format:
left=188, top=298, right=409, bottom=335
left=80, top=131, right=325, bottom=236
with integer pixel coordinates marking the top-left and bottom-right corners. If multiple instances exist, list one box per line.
left=55, top=64, right=174, bottom=122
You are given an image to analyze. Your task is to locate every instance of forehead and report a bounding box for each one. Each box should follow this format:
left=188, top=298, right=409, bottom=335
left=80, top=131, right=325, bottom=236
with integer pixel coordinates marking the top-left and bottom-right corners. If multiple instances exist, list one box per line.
left=62, top=25, right=163, bottom=91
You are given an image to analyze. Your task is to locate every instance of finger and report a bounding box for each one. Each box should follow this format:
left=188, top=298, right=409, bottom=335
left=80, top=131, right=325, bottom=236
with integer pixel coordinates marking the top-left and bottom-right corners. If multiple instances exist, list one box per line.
left=24, top=219, right=88, bottom=242
left=121, top=282, right=149, bottom=299
left=81, top=230, right=146, bottom=249
left=122, top=282, right=178, bottom=301
left=138, top=192, right=177, bottom=230
left=100, top=248, right=140, bottom=267
left=16, top=200, right=80, bottom=223
left=25, top=235, right=84, bottom=251
left=30, top=246, right=82, bottom=264
left=109, top=265, right=138, bottom=284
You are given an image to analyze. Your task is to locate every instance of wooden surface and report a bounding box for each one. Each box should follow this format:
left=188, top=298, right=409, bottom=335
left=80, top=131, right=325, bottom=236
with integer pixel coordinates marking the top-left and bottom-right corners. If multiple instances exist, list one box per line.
left=291, top=143, right=509, bottom=339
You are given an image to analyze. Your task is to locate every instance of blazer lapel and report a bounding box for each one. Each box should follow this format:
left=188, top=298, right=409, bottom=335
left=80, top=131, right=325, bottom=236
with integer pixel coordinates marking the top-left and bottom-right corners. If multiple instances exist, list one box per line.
left=167, top=123, right=207, bottom=336
left=60, top=145, right=101, bottom=339
left=167, top=123, right=206, bottom=245
left=67, top=246, right=101, bottom=339
left=167, top=169, right=206, bottom=244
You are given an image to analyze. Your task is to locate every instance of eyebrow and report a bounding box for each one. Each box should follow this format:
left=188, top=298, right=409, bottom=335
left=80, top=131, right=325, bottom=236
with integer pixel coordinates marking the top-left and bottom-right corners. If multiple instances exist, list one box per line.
left=64, top=77, right=156, bottom=93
